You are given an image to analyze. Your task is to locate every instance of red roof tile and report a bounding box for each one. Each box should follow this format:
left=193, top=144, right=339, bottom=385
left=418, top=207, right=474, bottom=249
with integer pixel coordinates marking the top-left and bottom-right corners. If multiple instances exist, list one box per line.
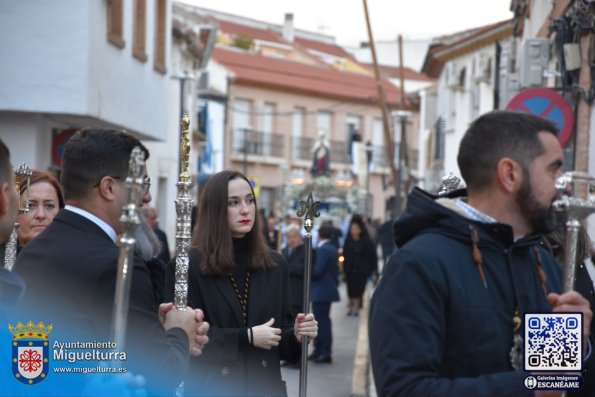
left=213, top=47, right=401, bottom=106
left=422, top=19, right=513, bottom=77
left=364, top=64, right=435, bottom=82
left=294, top=37, right=354, bottom=59
left=433, top=19, right=513, bottom=58
left=214, top=18, right=283, bottom=44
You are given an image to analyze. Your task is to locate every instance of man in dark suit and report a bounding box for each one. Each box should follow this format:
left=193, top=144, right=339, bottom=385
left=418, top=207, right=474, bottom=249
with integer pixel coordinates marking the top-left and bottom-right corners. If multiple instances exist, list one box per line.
left=0, top=138, right=23, bottom=303
left=0, top=139, right=18, bottom=244
left=282, top=223, right=306, bottom=320
left=309, top=223, right=339, bottom=364
left=264, top=215, right=279, bottom=250
left=0, top=140, right=29, bottom=397
left=15, top=128, right=208, bottom=395
left=281, top=223, right=307, bottom=368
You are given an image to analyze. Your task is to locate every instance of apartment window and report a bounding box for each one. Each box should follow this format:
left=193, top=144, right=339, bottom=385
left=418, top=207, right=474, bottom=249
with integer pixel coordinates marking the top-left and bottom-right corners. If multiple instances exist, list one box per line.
left=292, top=108, right=305, bottom=160
left=346, top=115, right=362, bottom=162
left=133, top=0, right=147, bottom=62
left=372, top=118, right=383, bottom=168
left=107, top=0, right=125, bottom=49
left=373, top=118, right=383, bottom=144
left=261, top=103, right=275, bottom=156
left=434, top=117, right=445, bottom=162
left=233, top=99, right=252, bottom=153
left=316, top=111, right=332, bottom=136
left=154, top=0, right=167, bottom=74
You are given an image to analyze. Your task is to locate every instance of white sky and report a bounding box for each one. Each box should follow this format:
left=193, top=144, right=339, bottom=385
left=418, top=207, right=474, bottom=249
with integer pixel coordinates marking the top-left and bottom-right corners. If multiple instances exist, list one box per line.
left=181, top=0, right=514, bottom=46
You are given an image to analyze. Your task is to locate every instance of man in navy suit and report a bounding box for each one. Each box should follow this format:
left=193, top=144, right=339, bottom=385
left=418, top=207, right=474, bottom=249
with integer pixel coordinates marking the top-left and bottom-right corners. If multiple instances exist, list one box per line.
left=309, top=223, right=339, bottom=363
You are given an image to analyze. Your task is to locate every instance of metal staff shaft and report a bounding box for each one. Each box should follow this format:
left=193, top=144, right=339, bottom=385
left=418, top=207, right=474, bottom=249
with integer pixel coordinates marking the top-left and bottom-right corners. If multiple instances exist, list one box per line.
left=552, top=172, right=595, bottom=292
left=299, top=232, right=312, bottom=397
left=174, top=113, right=194, bottom=397
left=112, top=237, right=136, bottom=349
left=562, top=219, right=580, bottom=292
left=296, top=192, right=320, bottom=397
left=4, top=163, right=32, bottom=271
left=4, top=229, right=18, bottom=271
left=111, top=147, right=146, bottom=351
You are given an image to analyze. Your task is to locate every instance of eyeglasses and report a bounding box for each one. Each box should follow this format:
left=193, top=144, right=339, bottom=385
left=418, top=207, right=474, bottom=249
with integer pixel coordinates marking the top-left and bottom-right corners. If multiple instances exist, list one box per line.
left=93, top=175, right=151, bottom=195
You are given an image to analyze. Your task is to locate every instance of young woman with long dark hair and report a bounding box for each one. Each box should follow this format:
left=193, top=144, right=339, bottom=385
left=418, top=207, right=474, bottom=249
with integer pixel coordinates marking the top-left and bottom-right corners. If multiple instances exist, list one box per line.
left=165, top=170, right=317, bottom=396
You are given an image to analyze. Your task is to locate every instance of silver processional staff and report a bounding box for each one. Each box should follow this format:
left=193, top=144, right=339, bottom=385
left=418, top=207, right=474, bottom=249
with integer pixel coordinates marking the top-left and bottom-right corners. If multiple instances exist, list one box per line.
left=174, top=113, right=194, bottom=310
left=4, top=163, right=32, bottom=271
left=111, top=146, right=146, bottom=350
left=437, top=172, right=461, bottom=196
left=552, top=171, right=595, bottom=292
left=174, top=113, right=194, bottom=397
left=296, top=192, right=320, bottom=397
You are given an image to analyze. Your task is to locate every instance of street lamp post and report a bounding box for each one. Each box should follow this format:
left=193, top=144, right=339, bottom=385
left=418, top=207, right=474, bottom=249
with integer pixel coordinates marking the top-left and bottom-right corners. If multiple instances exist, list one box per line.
left=391, top=110, right=411, bottom=215
left=364, top=141, right=373, bottom=215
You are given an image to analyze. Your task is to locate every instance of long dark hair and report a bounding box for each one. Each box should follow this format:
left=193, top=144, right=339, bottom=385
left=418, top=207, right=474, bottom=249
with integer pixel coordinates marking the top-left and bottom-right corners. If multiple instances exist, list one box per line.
left=344, top=214, right=371, bottom=245
left=192, top=170, right=275, bottom=276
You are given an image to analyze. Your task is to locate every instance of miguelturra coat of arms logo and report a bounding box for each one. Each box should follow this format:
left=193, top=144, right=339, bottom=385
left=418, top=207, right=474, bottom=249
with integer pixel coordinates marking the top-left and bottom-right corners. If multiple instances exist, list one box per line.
left=9, top=321, right=53, bottom=384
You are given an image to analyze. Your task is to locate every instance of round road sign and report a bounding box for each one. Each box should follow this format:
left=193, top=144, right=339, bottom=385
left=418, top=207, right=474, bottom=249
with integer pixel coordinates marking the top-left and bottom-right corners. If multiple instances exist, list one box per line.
left=506, top=87, right=574, bottom=146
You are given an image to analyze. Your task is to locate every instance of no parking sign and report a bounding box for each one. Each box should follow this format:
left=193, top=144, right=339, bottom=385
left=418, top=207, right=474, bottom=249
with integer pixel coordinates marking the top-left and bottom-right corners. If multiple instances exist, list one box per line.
left=506, top=87, right=574, bottom=146
left=51, top=128, right=77, bottom=167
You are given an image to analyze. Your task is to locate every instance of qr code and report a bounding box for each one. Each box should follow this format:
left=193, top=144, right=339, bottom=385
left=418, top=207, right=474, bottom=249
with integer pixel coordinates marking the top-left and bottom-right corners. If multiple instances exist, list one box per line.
left=524, top=313, right=582, bottom=371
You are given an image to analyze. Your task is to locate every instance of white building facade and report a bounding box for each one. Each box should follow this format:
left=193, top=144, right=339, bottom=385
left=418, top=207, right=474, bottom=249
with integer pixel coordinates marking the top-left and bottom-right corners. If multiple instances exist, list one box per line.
left=0, top=0, right=213, bottom=251
left=419, top=20, right=514, bottom=188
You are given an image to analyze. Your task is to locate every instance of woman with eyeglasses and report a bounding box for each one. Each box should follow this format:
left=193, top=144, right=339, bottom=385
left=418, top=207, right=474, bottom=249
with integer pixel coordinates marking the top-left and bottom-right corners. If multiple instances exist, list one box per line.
left=164, top=170, right=318, bottom=397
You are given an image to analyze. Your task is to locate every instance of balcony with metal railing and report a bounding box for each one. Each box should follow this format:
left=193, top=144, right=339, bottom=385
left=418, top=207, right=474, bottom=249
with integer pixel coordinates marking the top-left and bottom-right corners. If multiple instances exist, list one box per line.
left=370, top=144, right=388, bottom=169
left=290, top=136, right=351, bottom=165
left=233, top=131, right=400, bottom=179
left=232, top=128, right=284, bottom=157
left=291, top=136, right=315, bottom=161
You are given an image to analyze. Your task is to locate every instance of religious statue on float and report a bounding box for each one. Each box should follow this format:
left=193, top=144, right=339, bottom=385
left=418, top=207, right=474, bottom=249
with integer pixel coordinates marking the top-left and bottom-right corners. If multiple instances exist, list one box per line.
left=311, top=129, right=331, bottom=178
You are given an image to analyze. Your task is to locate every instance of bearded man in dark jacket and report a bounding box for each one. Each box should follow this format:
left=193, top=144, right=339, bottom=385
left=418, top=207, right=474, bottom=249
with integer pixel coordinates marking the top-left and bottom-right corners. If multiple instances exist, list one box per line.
left=369, top=110, right=593, bottom=397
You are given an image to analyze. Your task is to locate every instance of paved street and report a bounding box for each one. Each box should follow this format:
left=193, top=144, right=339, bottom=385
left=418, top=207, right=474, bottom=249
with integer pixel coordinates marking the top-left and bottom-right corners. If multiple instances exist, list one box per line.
left=282, top=282, right=364, bottom=397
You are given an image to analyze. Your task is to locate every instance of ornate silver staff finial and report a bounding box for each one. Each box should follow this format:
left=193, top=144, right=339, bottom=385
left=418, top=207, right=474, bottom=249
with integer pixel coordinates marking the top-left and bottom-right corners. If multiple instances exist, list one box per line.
left=296, top=192, right=320, bottom=233
left=179, top=113, right=191, bottom=183
left=438, top=172, right=461, bottom=195
left=295, top=191, right=320, bottom=397
left=4, top=163, right=32, bottom=271
left=15, top=163, right=33, bottom=214
left=552, top=171, right=595, bottom=292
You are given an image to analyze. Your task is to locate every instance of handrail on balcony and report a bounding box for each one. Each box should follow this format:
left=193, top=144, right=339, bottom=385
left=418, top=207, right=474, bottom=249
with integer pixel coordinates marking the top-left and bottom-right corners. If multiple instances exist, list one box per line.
left=233, top=128, right=284, bottom=157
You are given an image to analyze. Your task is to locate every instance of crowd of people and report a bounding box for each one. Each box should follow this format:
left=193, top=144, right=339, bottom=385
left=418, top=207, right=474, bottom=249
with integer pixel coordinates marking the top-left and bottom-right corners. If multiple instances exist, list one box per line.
left=0, top=129, right=318, bottom=397
left=0, top=110, right=594, bottom=397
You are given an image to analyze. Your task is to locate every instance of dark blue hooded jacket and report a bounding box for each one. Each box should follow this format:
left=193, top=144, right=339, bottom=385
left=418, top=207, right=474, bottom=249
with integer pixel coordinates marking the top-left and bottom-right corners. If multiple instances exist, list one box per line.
left=369, top=187, right=572, bottom=397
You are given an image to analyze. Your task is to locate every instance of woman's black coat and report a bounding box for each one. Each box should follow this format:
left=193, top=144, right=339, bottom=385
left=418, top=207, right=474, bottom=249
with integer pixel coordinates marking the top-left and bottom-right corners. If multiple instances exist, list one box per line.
left=164, top=248, right=300, bottom=396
